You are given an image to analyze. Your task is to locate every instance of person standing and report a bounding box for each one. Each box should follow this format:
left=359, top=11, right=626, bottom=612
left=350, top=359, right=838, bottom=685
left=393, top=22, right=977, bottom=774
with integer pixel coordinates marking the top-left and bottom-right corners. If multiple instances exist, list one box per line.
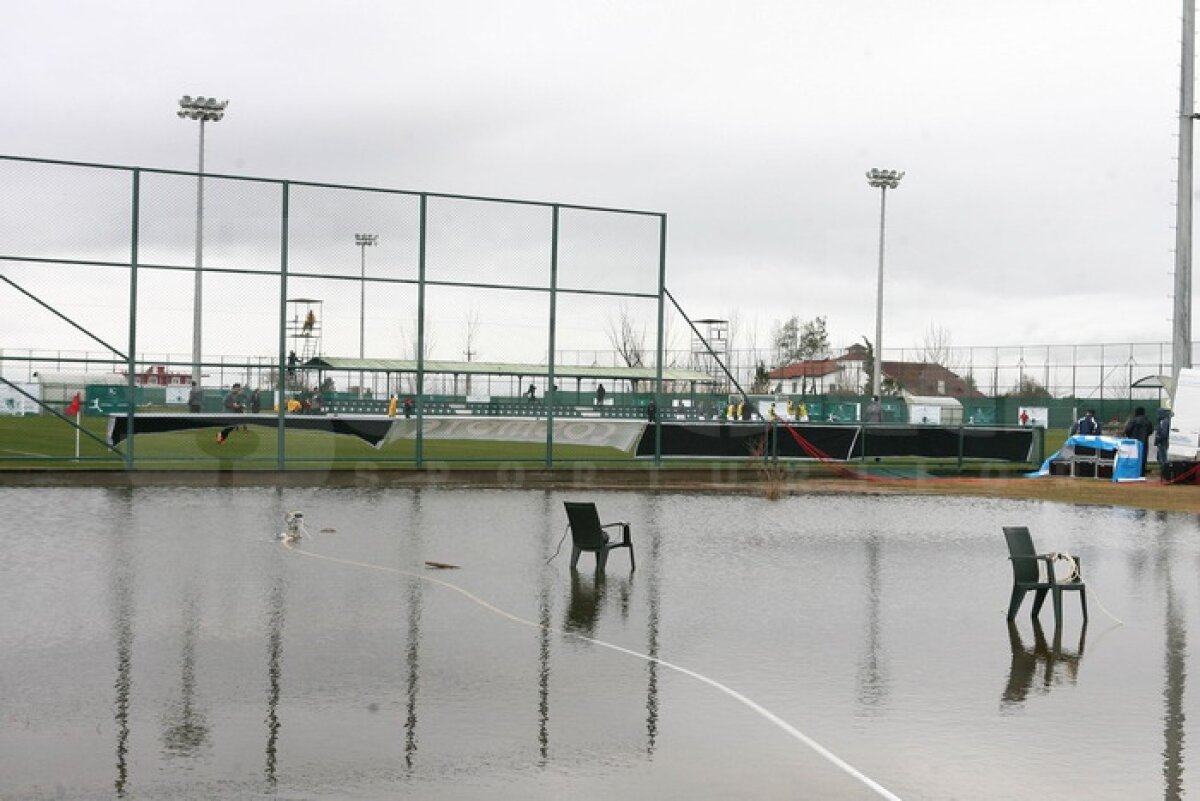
left=223, top=383, right=245, bottom=412
left=1071, top=409, right=1100, bottom=436
left=1156, top=408, right=1172, bottom=477
left=865, top=396, right=883, bottom=423
left=1123, top=406, right=1154, bottom=477
left=187, top=381, right=203, bottom=413
left=595, top=383, right=606, bottom=406
left=218, top=383, right=245, bottom=444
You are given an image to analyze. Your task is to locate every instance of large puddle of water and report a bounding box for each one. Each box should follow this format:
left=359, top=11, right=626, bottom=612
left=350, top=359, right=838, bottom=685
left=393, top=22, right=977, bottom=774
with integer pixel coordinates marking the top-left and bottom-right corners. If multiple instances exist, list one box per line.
left=2, top=486, right=1198, bottom=799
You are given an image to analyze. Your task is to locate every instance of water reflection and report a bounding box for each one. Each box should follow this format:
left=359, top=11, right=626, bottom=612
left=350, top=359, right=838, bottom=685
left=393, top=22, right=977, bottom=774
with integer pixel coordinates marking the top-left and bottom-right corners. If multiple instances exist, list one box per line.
left=537, top=491, right=554, bottom=764
left=642, top=497, right=663, bottom=756
left=403, top=489, right=427, bottom=773
left=403, top=575, right=422, bottom=773
left=565, top=571, right=608, bottom=637
left=856, top=534, right=889, bottom=713
left=161, top=587, right=210, bottom=758
left=107, top=489, right=135, bottom=798
left=264, top=576, right=285, bottom=788
left=537, top=588, right=551, bottom=764
left=1163, top=566, right=1187, bottom=800
left=1001, top=620, right=1086, bottom=707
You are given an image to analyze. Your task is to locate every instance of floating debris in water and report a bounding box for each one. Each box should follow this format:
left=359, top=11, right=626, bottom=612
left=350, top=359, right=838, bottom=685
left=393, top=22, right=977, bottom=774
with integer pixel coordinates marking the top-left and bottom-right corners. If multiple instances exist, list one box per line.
left=319, top=527, right=337, bottom=533
left=278, top=511, right=308, bottom=542
left=424, top=561, right=460, bottom=570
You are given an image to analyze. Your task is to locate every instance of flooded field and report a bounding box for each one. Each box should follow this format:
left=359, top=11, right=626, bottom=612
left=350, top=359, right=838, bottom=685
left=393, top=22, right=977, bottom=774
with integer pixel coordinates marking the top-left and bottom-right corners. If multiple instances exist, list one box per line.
left=2, top=486, right=1197, bottom=799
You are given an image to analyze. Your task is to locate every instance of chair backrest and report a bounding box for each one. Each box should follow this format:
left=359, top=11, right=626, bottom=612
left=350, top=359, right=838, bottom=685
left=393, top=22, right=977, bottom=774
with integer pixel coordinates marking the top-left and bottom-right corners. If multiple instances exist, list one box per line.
left=1003, top=526, right=1040, bottom=583
left=564, top=502, right=607, bottom=549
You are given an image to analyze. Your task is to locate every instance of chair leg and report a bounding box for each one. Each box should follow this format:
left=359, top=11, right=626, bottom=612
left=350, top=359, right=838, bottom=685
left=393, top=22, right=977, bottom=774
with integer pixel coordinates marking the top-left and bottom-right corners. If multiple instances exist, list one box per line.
left=570, top=545, right=582, bottom=570
left=628, top=542, right=635, bottom=571
left=1007, top=587, right=1025, bottom=621
left=1079, top=587, right=1088, bottom=623
left=1032, top=588, right=1049, bottom=619
left=1052, top=588, right=1063, bottom=628
left=596, top=548, right=608, bottom=572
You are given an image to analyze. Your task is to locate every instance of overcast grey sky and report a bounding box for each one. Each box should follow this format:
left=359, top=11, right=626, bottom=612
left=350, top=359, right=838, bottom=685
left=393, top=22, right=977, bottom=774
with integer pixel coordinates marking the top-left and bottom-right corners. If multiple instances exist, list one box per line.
left=0, top=1, right=1189, bottom=362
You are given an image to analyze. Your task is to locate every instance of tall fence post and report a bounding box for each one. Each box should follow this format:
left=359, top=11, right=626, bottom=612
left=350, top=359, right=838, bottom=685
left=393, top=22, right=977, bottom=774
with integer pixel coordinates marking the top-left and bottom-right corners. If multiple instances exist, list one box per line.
left=546, top=205, right=559, bottom=468
left=125, top=168, right=140, bottom=469
left=416, top=194, right=427, bottom=468
left=277, top=181, right=290, bottom=470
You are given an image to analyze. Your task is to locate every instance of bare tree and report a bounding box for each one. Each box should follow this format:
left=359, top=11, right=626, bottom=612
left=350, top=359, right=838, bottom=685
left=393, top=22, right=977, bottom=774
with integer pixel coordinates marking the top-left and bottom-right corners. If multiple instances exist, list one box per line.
left=398, top=314, right=436, bottom=394
left=606, top=304, right=647, bottom=390
left=918, top=323, right=957, bottom=369
left=463, top=307, right=481, bottom=395
left=661, top=306, right=683, bottom=367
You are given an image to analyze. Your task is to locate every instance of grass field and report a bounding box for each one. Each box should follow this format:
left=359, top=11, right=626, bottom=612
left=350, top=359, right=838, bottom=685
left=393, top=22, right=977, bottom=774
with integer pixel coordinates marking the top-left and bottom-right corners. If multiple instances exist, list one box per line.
left=6, top=415, right=1196, bottom=515
left=0, top=414, right=1060, bottom=471
left=0, top=414, right=642, bottom=470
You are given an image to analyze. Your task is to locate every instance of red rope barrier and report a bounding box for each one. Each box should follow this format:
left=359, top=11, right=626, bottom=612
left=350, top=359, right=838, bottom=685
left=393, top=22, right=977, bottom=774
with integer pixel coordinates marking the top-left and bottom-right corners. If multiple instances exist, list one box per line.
left=1163, top=462, right=1200, bottom=485
left=777, top=421, right=885, bottom=482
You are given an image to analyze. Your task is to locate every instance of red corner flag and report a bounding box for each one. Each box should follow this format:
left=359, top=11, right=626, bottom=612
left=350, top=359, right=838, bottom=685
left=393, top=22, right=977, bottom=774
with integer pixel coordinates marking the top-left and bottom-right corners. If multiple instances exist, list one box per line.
left=65, top=392, right=81, bottom=417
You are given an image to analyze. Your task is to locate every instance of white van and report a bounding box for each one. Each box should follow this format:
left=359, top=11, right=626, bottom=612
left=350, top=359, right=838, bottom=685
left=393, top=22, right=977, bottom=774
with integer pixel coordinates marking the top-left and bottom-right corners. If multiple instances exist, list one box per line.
left=1167, top=368, right=1200, bottom=462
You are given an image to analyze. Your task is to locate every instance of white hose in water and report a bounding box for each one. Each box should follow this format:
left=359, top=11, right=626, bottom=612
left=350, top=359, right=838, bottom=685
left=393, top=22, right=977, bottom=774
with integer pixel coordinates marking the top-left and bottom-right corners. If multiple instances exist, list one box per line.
left=284, top=542, right=903, bottom=801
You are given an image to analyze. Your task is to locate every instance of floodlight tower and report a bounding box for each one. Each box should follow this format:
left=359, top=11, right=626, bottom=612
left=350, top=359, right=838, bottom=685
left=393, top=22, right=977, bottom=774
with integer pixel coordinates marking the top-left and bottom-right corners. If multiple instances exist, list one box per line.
left=355, top=233, right=378, bottom=396
left=865, top=168, right=904, bottom=400
left=177, top=95, right=229, bottom=384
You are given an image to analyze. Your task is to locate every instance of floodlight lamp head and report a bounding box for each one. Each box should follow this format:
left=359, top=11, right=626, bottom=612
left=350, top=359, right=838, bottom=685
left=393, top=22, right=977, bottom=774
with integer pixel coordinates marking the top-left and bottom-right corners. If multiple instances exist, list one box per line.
left=178, top=95, right=229, bottom=122
left=866, top=167, right=905, bottom=189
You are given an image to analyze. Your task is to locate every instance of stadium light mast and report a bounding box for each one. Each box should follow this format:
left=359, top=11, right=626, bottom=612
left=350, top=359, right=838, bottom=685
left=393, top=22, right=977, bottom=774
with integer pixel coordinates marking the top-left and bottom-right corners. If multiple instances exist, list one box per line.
left=355, top=233, right=378, bottom=396
left=1174, top=0, right=1197, bottom=377
left=177, top=95, right=228, bottom=385
left=866, top=168, right=904, bottom=400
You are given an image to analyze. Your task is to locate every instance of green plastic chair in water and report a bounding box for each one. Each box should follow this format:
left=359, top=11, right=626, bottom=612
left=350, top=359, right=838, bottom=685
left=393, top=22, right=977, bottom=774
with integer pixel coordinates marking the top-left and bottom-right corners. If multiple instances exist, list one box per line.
left=1003, top=526, right=1087, bottom=626
left=563, top=502, right=635, bottom=572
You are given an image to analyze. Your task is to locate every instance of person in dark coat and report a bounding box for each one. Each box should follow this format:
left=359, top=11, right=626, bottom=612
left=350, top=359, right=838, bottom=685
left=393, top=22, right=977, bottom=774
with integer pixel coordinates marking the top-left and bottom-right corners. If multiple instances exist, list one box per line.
left=218, top=383, right=245, bottom=444
left=1071, top=409, right=1100, bottom=436
left=187, top=381, right=203, bottom=413
left=1123, top=406, right=1154, bottom=476
left=1156, top=408, right=1172, bottom=475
